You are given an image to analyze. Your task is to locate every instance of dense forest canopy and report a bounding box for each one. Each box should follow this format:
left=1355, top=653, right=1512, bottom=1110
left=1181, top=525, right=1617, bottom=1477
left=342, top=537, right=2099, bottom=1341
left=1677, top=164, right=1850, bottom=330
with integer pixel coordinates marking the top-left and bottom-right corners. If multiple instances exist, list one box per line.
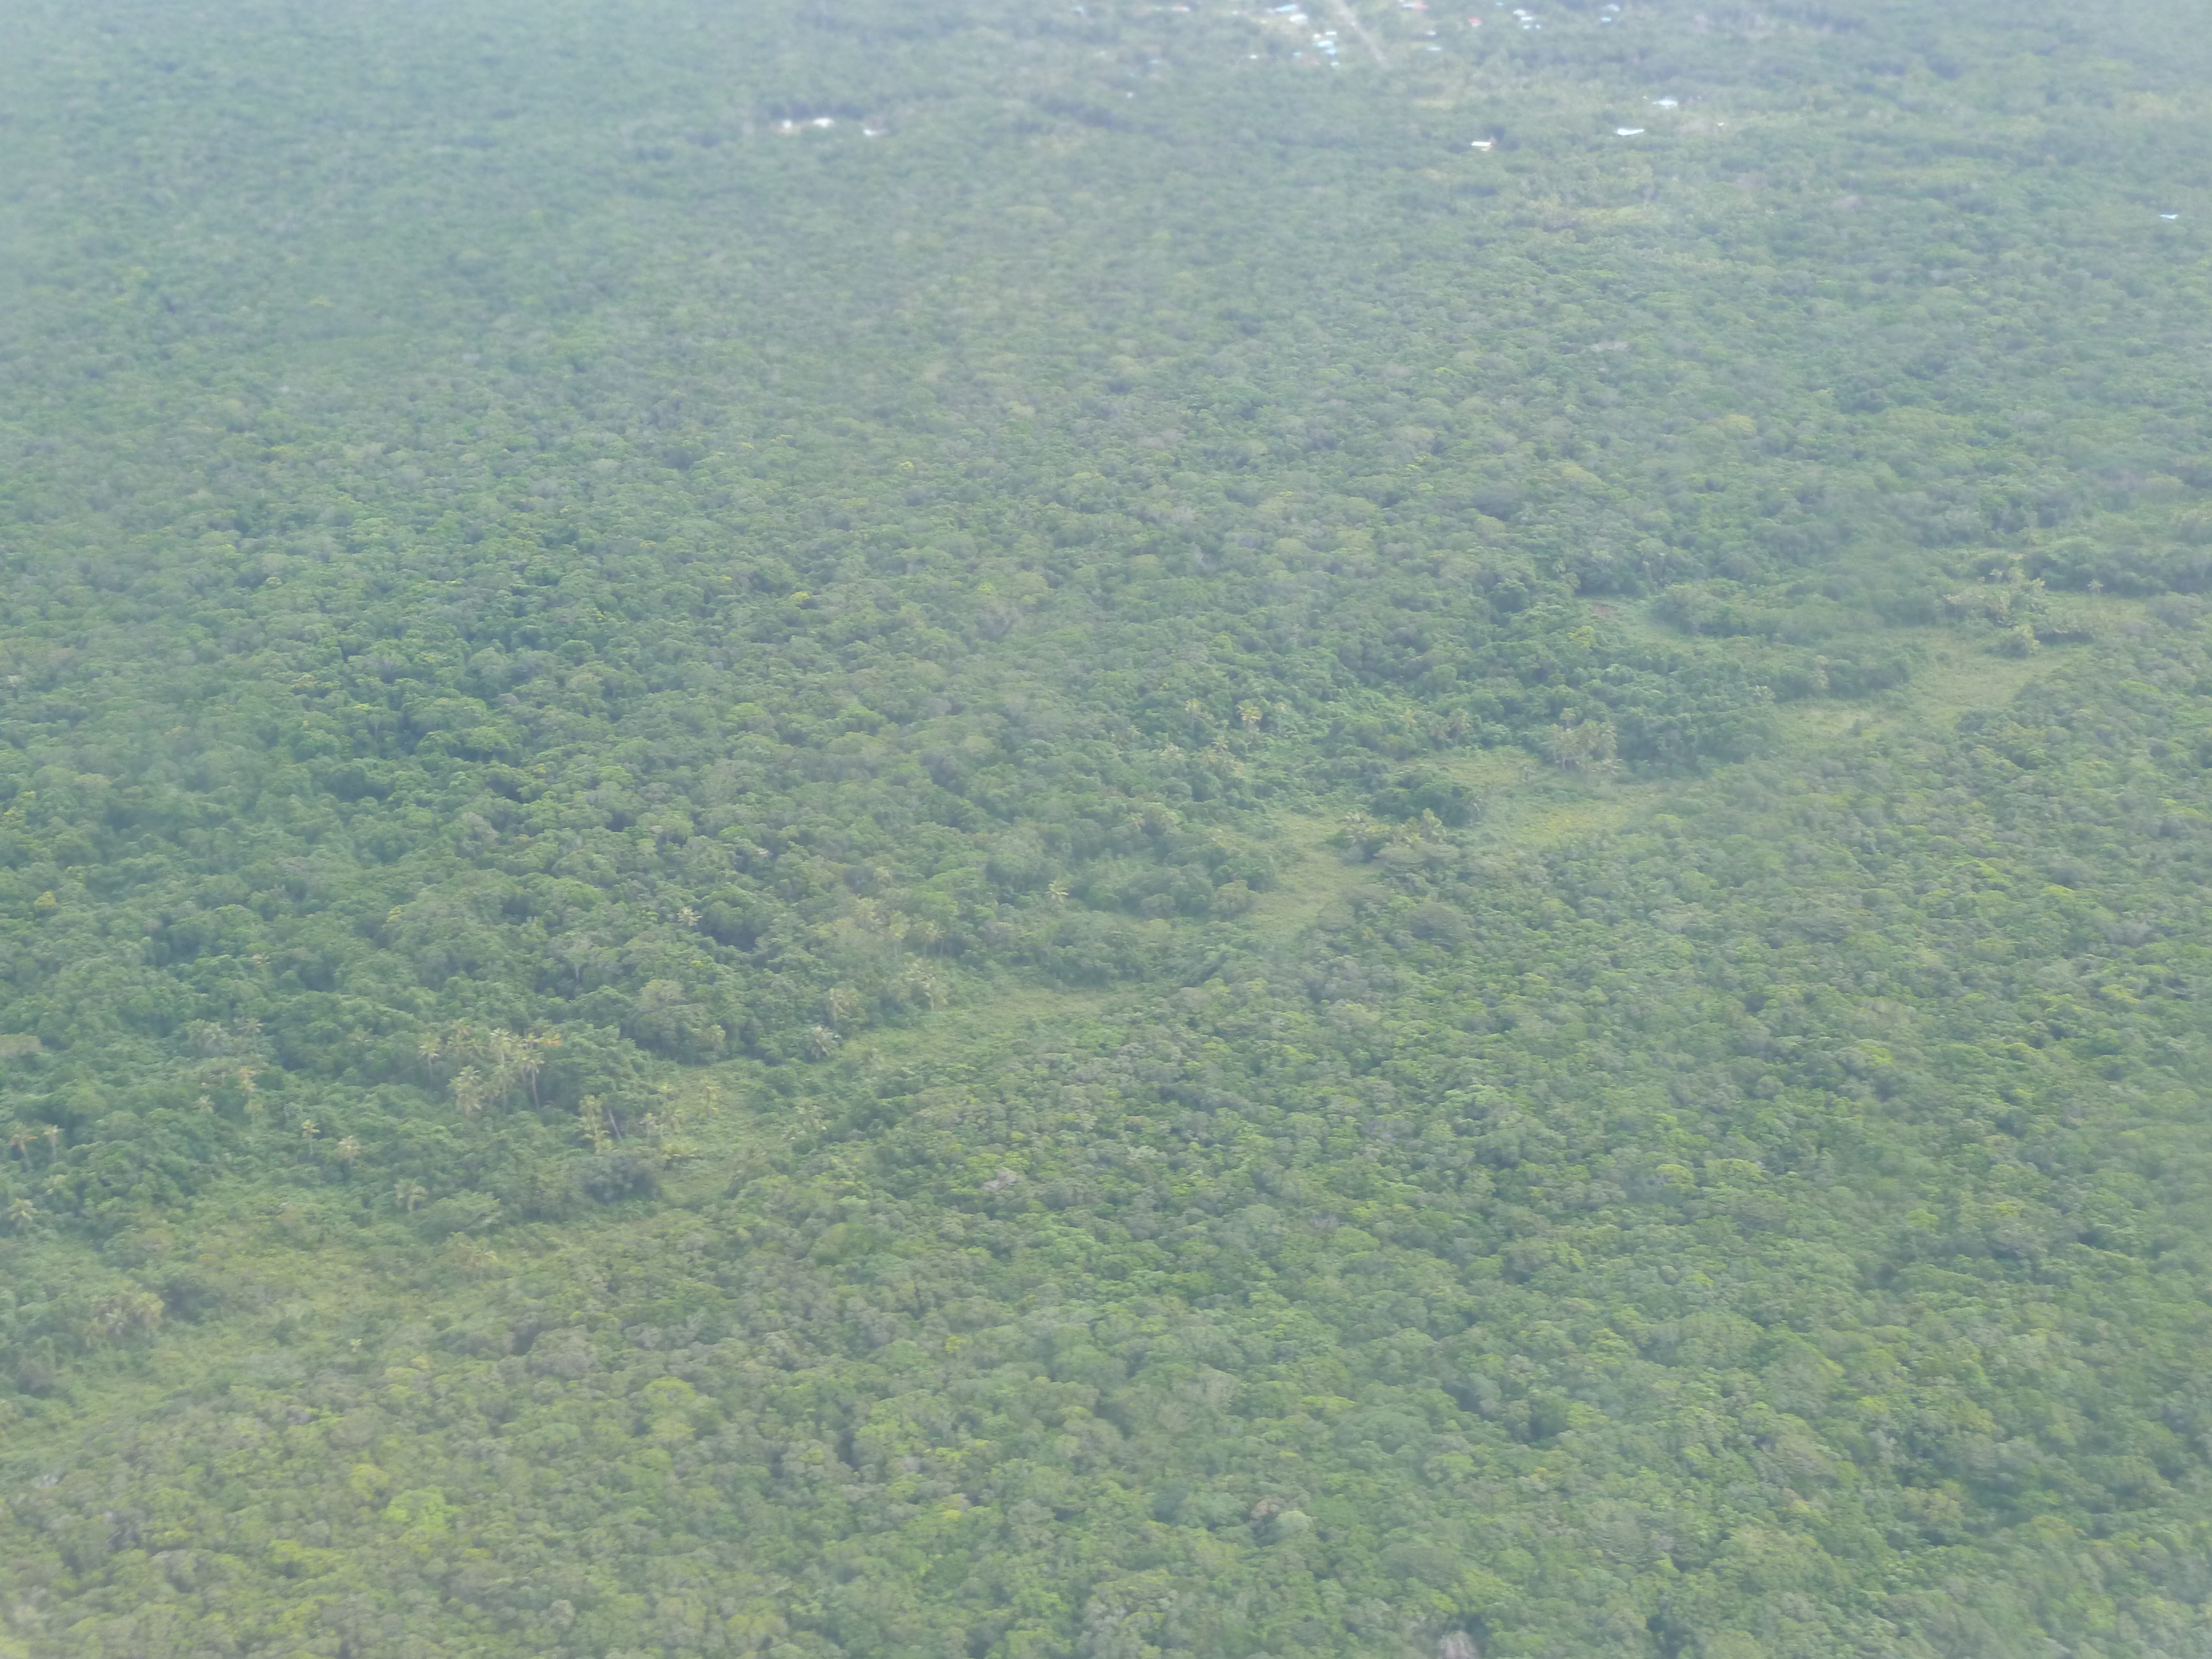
left=2, top=0, right=2211, bottom=1655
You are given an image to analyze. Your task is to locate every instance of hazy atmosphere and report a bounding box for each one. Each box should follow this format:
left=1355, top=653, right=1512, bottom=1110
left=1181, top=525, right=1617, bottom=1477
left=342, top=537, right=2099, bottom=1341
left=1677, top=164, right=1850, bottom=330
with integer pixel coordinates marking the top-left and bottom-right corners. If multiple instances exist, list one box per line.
left=2, top=0, right=2210, bottom=1654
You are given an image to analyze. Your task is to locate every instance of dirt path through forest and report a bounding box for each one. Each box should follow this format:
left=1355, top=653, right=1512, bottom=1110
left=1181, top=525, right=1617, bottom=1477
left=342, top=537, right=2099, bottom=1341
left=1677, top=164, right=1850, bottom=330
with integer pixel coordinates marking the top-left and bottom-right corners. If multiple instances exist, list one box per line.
left=1322, top=0, right=1390, bottom=66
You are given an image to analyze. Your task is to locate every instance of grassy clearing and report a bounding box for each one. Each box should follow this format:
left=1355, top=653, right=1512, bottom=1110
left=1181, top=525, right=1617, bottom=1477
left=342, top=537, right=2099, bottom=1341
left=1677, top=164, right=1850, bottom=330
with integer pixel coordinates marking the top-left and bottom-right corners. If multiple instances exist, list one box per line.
left=1421, top=605, right=2163, bottom=877
left=1245, top=811, right=1372, bottom=936
left=1441, top=747, right=1663, bottom=852
left=1776, top=599, right=2151, bottom=746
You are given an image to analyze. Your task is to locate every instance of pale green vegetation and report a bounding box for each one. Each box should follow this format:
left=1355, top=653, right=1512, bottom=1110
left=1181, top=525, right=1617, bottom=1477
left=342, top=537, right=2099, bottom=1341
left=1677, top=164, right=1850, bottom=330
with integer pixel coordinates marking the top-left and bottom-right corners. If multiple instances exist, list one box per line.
left=3, top=0, right=2211, bottom=1655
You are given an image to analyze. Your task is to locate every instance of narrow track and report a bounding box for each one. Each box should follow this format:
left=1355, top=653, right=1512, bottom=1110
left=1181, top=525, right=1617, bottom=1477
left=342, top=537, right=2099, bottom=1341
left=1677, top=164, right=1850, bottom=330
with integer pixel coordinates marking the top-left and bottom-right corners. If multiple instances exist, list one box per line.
left=1322, top=0, right=1390, bottom=66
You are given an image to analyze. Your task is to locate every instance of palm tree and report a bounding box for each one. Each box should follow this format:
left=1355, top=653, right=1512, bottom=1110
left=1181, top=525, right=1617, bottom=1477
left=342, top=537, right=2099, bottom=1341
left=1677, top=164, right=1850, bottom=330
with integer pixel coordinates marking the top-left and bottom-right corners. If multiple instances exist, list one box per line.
left=578, top=1095, right=612, bottom=1152
left=482, top=1028, right=521, bottom=1098
left=515, top=1031, right=559, bottom=1105
left=451, top=1066, right=486, bottom=1118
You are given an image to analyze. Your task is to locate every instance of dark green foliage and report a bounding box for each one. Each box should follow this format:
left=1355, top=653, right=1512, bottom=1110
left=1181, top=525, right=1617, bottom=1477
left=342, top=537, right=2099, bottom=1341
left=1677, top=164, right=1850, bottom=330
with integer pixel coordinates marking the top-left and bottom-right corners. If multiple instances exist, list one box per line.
left=2, top=0, right=2211, bottom=1654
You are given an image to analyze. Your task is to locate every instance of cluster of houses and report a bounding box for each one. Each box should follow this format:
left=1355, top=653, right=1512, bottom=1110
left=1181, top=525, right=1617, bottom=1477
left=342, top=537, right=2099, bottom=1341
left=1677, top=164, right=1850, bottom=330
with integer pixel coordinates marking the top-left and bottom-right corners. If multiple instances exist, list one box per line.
left=770, top=117, right=889, bottom=138
left=1260, top=2, right=1347, bottom=61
